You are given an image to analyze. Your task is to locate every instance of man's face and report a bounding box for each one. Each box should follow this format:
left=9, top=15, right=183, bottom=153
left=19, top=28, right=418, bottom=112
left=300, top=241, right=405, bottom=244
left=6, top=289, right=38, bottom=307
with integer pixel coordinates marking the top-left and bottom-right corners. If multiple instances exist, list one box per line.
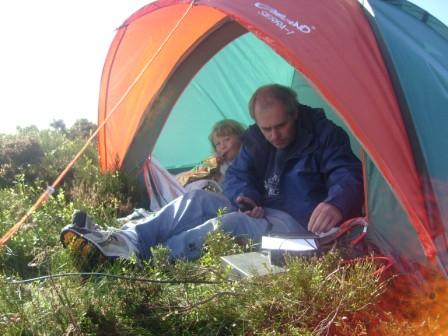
left=254, top=100, right=297, bottom=149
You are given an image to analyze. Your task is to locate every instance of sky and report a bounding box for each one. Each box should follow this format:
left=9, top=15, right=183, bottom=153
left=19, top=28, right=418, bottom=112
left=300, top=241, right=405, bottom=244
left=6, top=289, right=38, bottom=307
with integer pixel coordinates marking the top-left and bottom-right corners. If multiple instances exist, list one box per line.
left=0, top=0, right=447, bottom=134
left=0, top=0, right=150, bottom=134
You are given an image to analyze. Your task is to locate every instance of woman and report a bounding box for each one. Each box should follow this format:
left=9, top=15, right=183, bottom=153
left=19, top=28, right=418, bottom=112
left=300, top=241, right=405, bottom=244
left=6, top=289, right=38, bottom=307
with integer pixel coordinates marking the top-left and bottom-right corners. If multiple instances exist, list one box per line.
left=146, top=119, right=245, bottom=210
left=181, top=119, right=245, bottom=187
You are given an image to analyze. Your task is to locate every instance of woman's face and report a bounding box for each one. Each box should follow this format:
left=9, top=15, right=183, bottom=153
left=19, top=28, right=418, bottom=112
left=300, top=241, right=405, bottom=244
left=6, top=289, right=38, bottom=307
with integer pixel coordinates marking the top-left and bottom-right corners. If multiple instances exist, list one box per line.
left=213, top=133, right=241, bottom=162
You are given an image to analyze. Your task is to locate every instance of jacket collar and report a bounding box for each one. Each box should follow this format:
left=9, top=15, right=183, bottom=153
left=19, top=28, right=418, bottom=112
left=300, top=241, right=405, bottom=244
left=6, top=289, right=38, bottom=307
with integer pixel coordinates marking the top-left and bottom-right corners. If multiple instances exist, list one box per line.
left=284, top=104, right=321, bottom=158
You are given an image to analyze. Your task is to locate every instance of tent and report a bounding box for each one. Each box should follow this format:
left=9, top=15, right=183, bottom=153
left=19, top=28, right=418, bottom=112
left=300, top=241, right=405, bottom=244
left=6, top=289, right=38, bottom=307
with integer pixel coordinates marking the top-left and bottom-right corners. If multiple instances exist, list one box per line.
left=97, top=0, right=448, bottom=274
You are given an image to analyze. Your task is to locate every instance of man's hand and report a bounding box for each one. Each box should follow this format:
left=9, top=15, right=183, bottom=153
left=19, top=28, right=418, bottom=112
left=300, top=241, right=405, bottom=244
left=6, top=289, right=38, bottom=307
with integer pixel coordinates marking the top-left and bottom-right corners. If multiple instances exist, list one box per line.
left=236, top=195, right=264, bottom=218
left=308, top=202, right=342, bottom=234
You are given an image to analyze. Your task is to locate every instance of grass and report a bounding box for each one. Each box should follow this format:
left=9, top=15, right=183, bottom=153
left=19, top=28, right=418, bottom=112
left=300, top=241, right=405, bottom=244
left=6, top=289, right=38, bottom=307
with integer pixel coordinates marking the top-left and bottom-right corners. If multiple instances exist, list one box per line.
left=0, top=198, right=388, bottom=336
left=2, top=215, right=446, bottom=335
left=0, top=157, right=446, bottom=335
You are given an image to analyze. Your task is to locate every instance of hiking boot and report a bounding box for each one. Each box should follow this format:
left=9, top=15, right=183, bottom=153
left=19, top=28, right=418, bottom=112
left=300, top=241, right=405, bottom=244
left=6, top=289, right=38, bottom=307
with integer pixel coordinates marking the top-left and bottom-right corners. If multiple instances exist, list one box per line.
left=60, top=227, right=108, bottom=266
left=60, top=224, right=139, bottom=262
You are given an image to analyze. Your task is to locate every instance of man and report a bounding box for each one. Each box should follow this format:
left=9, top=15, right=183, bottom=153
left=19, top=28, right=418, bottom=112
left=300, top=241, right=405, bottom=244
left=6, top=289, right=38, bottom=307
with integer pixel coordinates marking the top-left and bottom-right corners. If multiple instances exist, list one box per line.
left=61, top=84, right=363, bottom=261
left=222, top=84, right=363, bottom=237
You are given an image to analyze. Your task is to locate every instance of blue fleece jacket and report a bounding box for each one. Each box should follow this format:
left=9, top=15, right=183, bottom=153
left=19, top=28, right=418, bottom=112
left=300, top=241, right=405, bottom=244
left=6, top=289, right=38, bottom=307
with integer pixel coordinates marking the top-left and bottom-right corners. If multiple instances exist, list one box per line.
left=223, top=105, right=364, bottom=229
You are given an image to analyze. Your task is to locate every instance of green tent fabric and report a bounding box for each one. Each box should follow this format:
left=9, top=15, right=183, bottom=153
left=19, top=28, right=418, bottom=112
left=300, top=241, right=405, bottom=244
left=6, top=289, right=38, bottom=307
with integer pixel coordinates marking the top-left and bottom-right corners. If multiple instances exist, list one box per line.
left=153, top=33, right=360, bottom=169
left=153, top=33, right=295, bottom=169
left=370, top=0, right=448, bottom=236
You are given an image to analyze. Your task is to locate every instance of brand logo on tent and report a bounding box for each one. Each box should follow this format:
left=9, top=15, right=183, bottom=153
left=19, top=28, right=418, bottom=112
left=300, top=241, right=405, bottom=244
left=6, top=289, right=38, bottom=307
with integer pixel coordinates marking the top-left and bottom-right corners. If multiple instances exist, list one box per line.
left=254, top=2, right=315, bottom=35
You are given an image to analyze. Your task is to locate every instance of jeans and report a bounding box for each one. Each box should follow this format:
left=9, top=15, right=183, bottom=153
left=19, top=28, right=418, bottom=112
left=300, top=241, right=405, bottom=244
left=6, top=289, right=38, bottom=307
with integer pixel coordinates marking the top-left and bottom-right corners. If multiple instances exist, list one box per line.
left=119, top=189, right=309, bottom=259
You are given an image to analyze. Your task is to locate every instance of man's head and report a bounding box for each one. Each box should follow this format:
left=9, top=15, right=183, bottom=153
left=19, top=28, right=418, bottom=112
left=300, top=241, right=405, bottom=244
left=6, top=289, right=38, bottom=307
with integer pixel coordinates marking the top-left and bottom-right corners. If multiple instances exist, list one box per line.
left=249, top=84, right=299, bottom=149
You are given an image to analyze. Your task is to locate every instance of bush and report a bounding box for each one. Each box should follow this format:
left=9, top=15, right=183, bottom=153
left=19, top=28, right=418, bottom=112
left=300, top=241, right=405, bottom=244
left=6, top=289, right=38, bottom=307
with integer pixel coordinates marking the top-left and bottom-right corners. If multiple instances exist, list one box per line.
left=0, top=135, right=44, bottom=187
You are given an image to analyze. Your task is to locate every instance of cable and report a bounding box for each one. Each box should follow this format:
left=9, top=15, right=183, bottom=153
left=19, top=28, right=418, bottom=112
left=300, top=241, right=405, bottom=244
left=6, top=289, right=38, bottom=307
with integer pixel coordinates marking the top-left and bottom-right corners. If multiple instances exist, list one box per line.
left=4, top=272, right=230, bottom=285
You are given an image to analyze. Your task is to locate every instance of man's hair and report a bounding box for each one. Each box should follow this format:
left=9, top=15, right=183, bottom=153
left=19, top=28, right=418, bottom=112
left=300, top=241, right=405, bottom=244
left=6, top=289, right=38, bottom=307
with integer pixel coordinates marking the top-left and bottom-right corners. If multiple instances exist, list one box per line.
left=208, top=119, right=245, bottom=150
left=248, top=84, right=299, bottom=119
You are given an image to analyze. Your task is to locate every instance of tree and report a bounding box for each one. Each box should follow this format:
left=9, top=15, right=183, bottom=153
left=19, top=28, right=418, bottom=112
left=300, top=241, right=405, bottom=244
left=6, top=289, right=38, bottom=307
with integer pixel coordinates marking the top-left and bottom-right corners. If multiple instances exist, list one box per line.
left=68, top=119, right=97, bottom=139
left=0, top=135, right=44, bottom=186
left=50, top=119, right=67, bottom=133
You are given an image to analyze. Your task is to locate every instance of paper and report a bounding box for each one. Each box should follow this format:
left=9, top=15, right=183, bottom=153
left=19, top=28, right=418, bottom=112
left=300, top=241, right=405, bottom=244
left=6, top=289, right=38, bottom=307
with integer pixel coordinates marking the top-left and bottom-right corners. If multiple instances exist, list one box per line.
left=317, top=227, right=339, bottom=238
left=261, top=235, right=317, bottom=251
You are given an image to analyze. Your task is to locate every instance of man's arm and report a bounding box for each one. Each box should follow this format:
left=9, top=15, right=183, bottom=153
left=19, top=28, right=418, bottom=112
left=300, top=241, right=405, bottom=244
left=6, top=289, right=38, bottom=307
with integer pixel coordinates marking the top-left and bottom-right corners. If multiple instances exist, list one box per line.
left=308, top=124, right=364, bottom=233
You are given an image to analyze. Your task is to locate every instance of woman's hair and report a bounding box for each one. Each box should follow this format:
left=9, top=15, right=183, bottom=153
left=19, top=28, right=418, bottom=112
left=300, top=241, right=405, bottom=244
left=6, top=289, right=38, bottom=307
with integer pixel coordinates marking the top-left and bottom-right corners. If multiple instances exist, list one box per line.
left=208, top=119, right=245, bottom=150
